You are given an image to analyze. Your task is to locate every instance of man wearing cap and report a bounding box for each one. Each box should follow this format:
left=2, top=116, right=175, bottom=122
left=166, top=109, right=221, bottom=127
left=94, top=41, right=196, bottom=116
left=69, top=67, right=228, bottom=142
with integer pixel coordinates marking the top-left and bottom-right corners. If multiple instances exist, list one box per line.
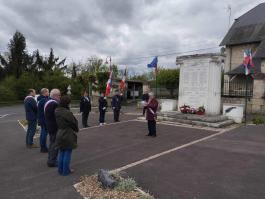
left=111, top=90, right=123, bottom=122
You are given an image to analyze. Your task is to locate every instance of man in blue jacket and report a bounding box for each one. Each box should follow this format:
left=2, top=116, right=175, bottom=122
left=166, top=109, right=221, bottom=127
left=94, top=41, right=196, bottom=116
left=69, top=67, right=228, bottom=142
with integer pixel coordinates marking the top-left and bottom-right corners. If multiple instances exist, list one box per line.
left=24, top=89, right=38, bottom=148
left=44, top=88, right=61, bottom=167
left=111, top=90, right=123, bottom=122
left=37, top=88, right=49, bottom=153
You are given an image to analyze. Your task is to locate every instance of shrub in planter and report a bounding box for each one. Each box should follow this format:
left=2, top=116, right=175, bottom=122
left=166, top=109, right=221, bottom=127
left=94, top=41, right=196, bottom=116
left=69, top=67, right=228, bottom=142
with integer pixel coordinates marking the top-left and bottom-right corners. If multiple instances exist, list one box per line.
left=197, top=106, right=205, bottom=115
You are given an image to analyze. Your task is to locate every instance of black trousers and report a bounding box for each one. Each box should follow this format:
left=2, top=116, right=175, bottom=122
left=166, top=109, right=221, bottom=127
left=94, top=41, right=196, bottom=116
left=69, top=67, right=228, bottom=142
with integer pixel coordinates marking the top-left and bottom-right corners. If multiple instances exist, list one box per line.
left=113, top=109, right=120, bottom=122
left=99, top=110, right=106, bottom=123
left=148, top=120, right=156, bottom=136
left=47, top=133, right=58, bottom=166
left=82, top=112, right=89, bottom=127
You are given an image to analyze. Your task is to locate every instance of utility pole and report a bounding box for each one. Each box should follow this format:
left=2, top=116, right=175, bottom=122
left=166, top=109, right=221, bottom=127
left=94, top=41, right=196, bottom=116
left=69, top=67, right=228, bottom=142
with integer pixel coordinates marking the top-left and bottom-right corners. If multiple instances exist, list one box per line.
left=227, top=5, right=232, bottom=29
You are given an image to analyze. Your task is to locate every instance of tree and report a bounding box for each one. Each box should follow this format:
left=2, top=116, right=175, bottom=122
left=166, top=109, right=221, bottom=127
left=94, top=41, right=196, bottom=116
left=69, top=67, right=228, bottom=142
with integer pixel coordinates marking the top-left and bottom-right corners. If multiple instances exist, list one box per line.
left=156, top=68, right=180, bottom=97
left=0, top=31, right=29, bottom=79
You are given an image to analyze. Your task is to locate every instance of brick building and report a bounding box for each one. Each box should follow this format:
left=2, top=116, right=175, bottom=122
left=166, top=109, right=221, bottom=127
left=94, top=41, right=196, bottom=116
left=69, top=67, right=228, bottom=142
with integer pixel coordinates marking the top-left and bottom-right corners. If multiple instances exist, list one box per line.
left=220, top=3, right=265, bottom=113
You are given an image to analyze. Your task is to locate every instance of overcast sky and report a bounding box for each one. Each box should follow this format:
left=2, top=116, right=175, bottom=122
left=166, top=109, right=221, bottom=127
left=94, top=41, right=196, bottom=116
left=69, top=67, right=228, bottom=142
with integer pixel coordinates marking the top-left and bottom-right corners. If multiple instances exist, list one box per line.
left=0, top=0, right=264, bottom=74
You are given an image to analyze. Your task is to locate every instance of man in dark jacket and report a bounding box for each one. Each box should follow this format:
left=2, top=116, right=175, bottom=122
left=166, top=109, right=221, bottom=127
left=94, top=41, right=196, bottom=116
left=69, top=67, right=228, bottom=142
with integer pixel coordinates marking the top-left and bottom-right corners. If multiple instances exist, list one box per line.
left=80, top=90, right=91, bottom=128
left=37, top=88, right=49, bottom=153
left=144, top=92, right=159, bottom=137
left=44, top=88, right=61, bottom=167
left=98, top=92, right=107, bottom=125
left=111, top=90, right=123, bottom=122
left=24, top=89, right=38, bottom=148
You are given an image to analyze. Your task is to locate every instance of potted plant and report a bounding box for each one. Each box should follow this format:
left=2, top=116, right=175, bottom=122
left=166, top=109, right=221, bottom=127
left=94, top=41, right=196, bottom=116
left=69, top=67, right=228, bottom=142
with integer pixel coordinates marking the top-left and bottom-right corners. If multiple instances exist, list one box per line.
left=197, top=106, right=205, bottom=115
left=180, top=104, right=190, bottom=114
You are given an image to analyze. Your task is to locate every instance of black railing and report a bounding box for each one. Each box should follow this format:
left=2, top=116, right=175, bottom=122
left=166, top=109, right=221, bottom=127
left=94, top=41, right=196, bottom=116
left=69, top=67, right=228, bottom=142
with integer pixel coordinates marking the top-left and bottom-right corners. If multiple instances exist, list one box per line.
left=222, top=80, right=253, bottom=97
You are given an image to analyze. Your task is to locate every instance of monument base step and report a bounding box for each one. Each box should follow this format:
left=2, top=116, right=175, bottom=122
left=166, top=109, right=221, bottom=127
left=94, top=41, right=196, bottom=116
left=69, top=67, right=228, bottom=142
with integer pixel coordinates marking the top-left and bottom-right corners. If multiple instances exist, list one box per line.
left=157, top=111, right=235, bottom=128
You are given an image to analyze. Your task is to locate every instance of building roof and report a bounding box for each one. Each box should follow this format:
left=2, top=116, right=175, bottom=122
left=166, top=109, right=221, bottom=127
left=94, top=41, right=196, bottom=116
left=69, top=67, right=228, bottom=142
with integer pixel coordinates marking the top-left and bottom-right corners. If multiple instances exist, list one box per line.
left=220, top=3, right=265, bottom=46
left=254, top=39, right=265, bottom=58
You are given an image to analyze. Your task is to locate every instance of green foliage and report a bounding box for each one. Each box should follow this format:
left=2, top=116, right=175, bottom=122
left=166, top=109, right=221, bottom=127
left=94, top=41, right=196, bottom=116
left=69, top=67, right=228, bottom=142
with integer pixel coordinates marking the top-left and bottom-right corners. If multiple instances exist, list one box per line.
left=252, top=116, right=265, bottom=125
left=0, top=85, right=17, bottom=101
left=96, top=71, right=109, bottom=93
left=156, top=68, right=179, bottom=97
left=115, top=178, right=137, bottom=192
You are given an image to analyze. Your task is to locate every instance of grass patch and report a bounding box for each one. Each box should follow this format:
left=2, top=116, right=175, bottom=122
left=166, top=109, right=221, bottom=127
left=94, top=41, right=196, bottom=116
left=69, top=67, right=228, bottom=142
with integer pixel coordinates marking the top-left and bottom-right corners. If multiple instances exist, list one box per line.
left=252, top=116, right=265, bottom=125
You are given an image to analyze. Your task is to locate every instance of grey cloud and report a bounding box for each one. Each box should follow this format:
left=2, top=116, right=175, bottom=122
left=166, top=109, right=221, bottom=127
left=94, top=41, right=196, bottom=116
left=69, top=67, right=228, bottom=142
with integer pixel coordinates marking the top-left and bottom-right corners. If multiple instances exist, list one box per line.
left=0, top=0, right=264, bottom=72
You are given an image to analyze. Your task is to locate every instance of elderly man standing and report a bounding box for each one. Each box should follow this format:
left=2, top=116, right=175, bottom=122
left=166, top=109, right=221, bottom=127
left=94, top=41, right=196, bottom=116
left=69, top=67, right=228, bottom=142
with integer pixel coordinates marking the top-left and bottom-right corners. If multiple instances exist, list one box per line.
left=44, top=88, right=61, bottom=167
left=24, top=89, right=38, bottom=148
left=111, top=90, right=123, bottom=122
left=144, top=92, right=159, bottom=137
left=37, top=88, right=49, bottom=153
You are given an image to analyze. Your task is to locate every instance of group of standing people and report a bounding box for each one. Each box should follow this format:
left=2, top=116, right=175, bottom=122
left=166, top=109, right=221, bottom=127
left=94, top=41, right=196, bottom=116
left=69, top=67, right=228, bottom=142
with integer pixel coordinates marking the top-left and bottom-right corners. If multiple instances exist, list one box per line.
left=24, top=88, right=78, bottom=176
left=80, top=89, right=123, bottom=127
left=24, top=87, right=157, bottom=176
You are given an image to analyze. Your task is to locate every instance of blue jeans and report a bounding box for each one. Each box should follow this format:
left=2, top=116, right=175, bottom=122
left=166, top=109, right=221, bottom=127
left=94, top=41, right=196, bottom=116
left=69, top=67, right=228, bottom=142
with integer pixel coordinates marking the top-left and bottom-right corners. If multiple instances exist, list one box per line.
left=58, top=149, right=72, bottom=176
left=40, top=124, right=48, bottom=150
left=26, top=120, right=37, bottom=146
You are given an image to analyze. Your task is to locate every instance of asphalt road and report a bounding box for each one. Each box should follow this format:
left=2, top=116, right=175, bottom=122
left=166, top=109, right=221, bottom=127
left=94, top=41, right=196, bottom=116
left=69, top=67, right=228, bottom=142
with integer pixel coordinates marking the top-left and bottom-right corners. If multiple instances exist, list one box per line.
left=1, top=105, right=265, bottom=199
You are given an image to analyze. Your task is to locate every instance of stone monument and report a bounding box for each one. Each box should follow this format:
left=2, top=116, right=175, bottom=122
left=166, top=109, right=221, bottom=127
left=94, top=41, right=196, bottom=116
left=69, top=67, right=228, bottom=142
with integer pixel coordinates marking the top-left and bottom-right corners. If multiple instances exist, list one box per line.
left=177, top=53, right=224, bottom=115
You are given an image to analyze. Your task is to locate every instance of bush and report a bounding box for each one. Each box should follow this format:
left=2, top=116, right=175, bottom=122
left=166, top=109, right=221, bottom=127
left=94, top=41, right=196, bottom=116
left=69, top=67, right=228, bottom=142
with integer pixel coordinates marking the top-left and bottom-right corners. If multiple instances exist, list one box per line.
left=115, top=178, right=137, bottom=192
left=0, top=85, right=17, bottom=101
left=252, top=116, right=265, bottom=125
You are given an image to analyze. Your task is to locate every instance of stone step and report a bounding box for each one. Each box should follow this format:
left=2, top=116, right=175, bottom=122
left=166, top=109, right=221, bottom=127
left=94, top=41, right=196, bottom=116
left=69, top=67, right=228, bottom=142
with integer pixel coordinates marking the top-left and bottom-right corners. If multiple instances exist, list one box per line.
left=159, top=116, right=234, bottom=128
left=158, top=111, right=229, bottom=123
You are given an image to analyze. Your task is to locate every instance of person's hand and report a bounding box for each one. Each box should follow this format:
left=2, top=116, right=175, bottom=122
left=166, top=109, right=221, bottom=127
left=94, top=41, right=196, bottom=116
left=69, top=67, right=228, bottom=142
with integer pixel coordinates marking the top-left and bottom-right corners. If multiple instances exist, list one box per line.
left=103, top=107, right=106, bottom=110
left=113, top=107, right=115, bottom=110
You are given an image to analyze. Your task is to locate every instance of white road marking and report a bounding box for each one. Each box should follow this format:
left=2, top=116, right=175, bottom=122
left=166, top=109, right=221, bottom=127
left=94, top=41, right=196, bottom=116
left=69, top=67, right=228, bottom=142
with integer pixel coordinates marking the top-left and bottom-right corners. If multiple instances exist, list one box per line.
left=0, top=114, right=10, bottom=118
left=79, top=119, right=137, bottom=131
left=17, top=120, right=27, bottom=132
left=112, top=125, right=238, bottom=173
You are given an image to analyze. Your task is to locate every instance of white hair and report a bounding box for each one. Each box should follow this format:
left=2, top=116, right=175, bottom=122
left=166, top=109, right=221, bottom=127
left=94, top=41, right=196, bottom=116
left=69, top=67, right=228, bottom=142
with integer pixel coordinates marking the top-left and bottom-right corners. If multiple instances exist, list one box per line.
left=149, top=92, right=154, bottom=97
left=50, top=89, right=60, bottom=98
left=41, top=88, right=49, bottom=95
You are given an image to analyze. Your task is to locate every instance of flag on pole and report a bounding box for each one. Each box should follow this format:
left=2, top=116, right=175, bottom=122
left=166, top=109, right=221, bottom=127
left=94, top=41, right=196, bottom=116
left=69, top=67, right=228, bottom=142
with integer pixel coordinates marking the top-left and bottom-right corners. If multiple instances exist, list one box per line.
left=243, top=49, right=254, bottom=75
left=119, top=67, right=127, bottom=91
left=105, top=71, right=113, bottom=96
left=147, top=57, right=158, bottom=68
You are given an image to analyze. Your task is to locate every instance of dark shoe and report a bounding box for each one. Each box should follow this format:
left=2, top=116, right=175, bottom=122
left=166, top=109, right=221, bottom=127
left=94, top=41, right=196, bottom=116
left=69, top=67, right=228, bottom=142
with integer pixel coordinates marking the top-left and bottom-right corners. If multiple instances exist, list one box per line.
left=47, top=163, right=58, bottom=167
left=145, top=134, right=151, bottom=136
left=40, top=148, right=48, bottom=153
left=152, top=135, right=157, bottom=137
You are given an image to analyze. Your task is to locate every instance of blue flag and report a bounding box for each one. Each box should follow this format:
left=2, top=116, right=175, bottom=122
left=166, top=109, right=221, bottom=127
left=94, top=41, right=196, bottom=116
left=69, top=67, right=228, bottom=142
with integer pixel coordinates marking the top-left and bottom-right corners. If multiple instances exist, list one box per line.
left=147, top=57, right=158, bottom=68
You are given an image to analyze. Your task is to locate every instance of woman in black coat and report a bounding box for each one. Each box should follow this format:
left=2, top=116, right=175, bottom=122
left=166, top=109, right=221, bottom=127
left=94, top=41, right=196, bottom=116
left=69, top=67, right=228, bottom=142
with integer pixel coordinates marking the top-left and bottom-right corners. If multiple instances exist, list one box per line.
left=55, top=96, right=79, bottom=176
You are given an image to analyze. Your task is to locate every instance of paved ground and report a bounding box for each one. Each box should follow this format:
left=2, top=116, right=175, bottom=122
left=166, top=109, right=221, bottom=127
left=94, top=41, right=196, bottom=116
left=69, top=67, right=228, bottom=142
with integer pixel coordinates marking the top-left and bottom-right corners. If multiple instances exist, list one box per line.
left=1, top=105, right=265, bottom=199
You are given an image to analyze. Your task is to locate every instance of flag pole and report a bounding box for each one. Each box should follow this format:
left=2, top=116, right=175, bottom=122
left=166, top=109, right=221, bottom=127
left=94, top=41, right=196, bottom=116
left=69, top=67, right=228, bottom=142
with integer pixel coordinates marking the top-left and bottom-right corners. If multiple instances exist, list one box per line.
left=155, top=69, right=158, bottom=98
left=244, top=74, right=248, bottom=125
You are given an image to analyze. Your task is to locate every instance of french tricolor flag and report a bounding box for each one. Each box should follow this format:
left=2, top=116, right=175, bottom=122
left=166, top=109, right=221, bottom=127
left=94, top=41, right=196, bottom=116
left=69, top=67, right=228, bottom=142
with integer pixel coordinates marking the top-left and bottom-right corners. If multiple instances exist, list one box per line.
left=105, top=71, right=113, bottom=97
left=243, top=49, right=254, bottom=75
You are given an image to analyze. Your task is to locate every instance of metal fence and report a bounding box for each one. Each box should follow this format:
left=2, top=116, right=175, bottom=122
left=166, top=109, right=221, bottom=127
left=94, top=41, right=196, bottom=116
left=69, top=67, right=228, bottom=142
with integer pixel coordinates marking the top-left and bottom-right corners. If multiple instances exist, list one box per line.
left=222, top=80, right=253, bottom=97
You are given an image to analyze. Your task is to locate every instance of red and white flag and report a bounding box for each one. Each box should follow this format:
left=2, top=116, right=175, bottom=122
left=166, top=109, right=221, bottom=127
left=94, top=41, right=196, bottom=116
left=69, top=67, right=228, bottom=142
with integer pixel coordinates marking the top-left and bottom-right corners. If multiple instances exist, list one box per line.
left=243, top=49, right=254, bottom=75
left=105, top=71, right=113, bottom=97
left=119, top=68, right=127, bottom=91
